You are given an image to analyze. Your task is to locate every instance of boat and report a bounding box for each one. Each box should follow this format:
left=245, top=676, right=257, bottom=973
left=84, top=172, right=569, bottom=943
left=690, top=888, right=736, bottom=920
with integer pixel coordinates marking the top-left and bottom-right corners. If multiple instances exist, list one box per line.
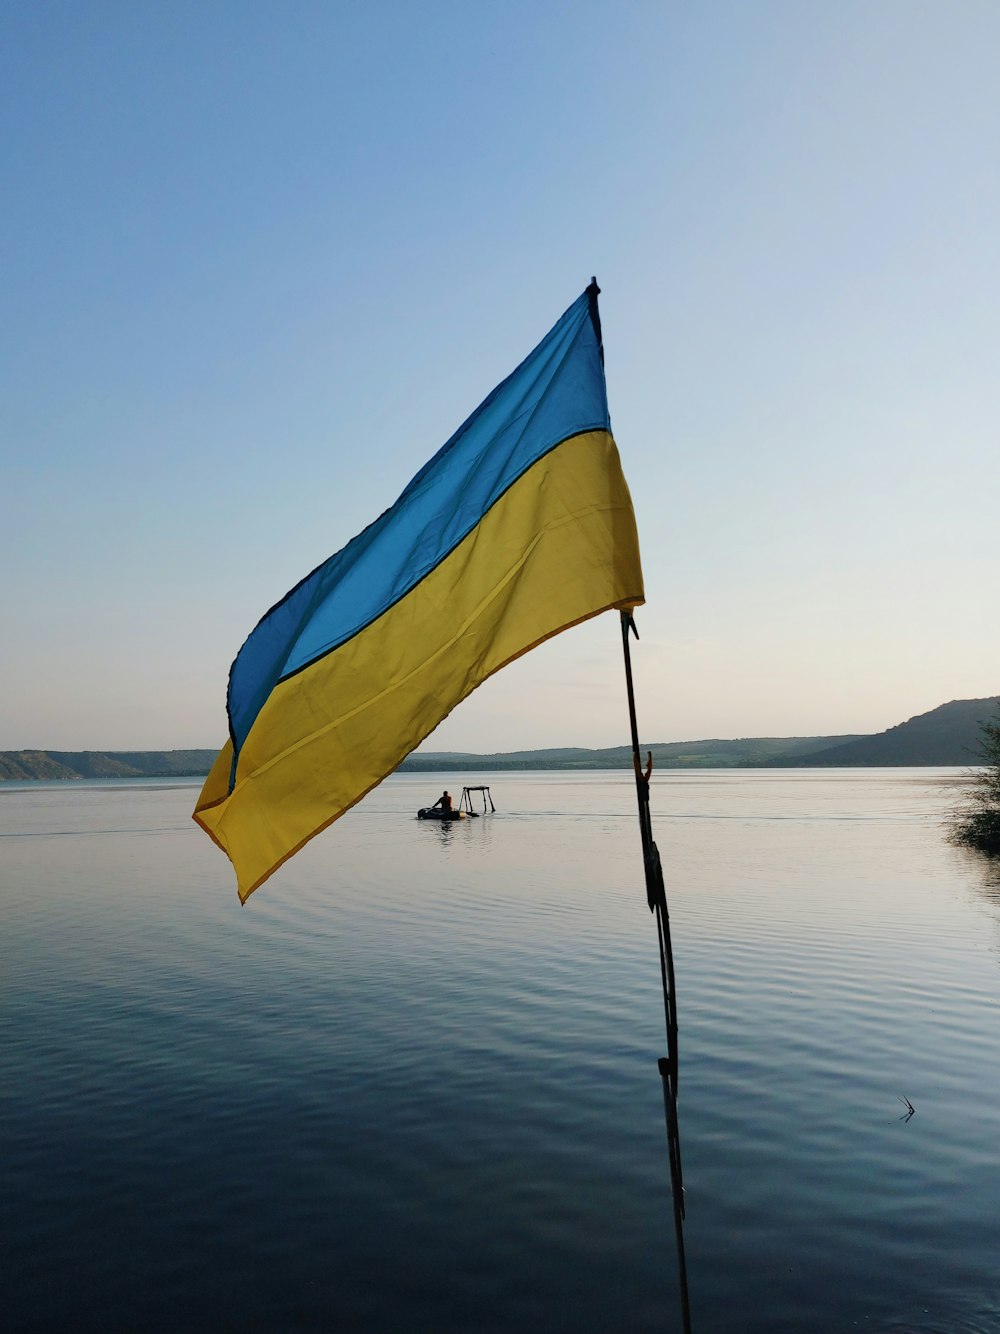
left=416, top=785, right=495, bottom=820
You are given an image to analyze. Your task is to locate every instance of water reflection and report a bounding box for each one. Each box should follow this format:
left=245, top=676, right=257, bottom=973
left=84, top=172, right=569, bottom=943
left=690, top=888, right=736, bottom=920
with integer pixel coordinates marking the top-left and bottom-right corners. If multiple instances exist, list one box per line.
left=953, top=842, right=1000, bottom=928
left=972, top=851, right=1000, bottom=905
left=3, top=770, right=1000, bottom=1333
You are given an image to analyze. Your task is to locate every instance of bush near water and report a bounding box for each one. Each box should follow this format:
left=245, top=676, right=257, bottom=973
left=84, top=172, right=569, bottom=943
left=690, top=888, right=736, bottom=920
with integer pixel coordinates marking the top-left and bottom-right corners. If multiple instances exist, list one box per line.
left=950, top=705, right=1000, bottom=854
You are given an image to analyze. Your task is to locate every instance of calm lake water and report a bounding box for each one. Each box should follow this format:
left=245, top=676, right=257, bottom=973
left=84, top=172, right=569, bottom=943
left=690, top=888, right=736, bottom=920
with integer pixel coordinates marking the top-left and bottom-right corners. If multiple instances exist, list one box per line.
left=3, top=769, right=999, bottom=1333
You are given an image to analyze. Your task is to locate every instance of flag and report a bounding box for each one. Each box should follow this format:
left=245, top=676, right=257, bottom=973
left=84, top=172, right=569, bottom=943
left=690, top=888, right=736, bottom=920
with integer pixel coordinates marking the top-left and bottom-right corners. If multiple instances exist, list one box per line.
left=194, top=282, right=644, bottom=901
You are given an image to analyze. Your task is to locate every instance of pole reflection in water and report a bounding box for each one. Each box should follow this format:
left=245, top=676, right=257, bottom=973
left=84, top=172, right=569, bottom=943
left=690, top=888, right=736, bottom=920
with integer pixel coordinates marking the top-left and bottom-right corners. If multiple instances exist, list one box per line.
left=620, top=610, right=692, bottom=1333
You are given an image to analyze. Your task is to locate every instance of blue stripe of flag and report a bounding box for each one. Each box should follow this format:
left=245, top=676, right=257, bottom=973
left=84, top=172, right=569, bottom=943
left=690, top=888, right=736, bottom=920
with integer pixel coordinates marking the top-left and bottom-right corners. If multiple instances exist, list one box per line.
left=226, top=288, right=609, bottom=767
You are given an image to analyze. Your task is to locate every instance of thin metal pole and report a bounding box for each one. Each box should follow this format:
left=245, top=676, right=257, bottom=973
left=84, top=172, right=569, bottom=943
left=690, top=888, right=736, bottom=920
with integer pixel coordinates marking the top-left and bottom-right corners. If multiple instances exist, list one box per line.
left=620, top=611, right=652, bottom=861
left=620, top=609, right=691, bottom=1334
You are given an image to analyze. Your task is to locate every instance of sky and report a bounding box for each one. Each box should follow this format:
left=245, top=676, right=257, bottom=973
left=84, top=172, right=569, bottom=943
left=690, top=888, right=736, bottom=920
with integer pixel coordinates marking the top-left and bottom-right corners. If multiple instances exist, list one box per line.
left=3, top=0, right=999, bottom=753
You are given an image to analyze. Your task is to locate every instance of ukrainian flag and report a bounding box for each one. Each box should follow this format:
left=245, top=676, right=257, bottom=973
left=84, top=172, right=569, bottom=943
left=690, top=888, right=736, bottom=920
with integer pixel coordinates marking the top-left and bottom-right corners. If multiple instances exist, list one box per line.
left=194, top=283, right=644, bottom=901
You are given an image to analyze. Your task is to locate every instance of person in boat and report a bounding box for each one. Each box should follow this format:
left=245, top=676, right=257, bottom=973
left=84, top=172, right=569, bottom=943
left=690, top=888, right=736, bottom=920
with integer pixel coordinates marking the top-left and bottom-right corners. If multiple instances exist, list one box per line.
left=430, top=790, right=453, bottom=814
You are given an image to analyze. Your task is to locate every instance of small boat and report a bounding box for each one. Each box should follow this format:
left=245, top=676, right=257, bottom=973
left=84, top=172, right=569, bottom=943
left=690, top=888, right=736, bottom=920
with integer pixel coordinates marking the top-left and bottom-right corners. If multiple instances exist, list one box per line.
left=416, top=785, right=495, bottom=821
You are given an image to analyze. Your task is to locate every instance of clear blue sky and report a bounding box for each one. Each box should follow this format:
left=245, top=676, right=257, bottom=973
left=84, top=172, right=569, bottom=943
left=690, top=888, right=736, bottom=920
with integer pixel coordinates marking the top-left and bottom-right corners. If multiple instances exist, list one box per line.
left=3, top=0, right=998, bottom=752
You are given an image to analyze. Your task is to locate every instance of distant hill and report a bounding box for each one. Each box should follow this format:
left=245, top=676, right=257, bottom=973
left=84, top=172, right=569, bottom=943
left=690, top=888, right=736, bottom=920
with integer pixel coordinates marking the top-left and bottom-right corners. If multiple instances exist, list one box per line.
left=397, top=736, right=862, bottom=770
left=763, top=697, right=1000, bottom=767
left=0, top=750, right=219, bottom=781
left=2, top=699, right=996, bottom=781
left=1, top=737, right=859, bottom=781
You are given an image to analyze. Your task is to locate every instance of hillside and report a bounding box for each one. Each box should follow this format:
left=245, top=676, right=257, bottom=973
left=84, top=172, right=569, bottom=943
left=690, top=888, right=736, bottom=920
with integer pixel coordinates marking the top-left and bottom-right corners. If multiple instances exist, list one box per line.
left=1, top=737, right=860, bottom=781
left=398, top=735, right=863, bottom=771
left=3, top=699, right=995, bottom=780
left=0, top=750, right=219, bottom=781
left=765, top=697, right=1000, bottom=767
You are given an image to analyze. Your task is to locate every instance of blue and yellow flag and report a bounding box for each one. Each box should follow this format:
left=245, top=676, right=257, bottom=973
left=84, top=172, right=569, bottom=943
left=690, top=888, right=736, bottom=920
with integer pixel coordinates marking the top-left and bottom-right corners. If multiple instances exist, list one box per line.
left=194, top=283, right=644, bottom=900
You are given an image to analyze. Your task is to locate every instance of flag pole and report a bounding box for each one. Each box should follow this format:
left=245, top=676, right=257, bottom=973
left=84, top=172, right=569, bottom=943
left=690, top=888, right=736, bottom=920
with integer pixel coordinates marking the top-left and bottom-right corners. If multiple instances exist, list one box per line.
left=620, top=608, right=692, bottom=1333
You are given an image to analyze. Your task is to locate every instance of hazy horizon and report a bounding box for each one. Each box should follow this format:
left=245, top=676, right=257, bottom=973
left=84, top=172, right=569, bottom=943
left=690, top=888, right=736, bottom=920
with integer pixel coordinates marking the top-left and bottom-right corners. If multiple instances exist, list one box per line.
left=9, top=691, right=1000, bottom=758
left=3, top=674, right=997, bottom=755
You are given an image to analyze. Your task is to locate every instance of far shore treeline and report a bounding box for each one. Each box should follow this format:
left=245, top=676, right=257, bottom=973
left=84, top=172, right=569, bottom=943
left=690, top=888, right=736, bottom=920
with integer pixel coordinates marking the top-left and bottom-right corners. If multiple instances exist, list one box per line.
left=2, top=697, right=997, bottom=782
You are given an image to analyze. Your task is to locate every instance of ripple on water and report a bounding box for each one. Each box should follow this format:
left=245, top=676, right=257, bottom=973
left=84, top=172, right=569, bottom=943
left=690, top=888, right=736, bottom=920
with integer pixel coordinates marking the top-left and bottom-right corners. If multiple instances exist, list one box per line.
left=2, top=770, right=999, bottom=1333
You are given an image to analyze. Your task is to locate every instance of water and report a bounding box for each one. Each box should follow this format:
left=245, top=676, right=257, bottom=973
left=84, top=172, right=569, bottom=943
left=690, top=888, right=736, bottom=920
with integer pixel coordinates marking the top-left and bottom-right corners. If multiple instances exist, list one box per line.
left=2, top=770, right=999, bottom=1332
